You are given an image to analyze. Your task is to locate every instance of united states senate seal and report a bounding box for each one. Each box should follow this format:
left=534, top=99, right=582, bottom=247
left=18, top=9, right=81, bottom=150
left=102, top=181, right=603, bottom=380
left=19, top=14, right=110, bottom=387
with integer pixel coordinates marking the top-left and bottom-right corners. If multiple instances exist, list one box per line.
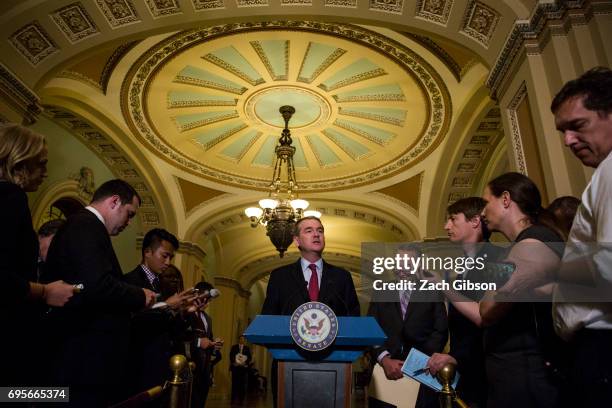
left=290, top=302, right=338, bottom=351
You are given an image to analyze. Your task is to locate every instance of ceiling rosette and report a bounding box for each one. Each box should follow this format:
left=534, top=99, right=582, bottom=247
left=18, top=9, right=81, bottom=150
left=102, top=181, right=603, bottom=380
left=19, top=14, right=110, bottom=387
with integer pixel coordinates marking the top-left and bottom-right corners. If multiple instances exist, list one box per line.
left=121, top=21, right=451, bottom=191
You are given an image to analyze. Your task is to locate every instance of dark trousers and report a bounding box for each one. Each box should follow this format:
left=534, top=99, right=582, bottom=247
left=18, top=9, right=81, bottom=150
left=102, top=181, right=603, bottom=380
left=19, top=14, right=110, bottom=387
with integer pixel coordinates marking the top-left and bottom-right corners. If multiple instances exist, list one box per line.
left=231, top=366, right=248, bottom=402
left=570, top=329, right=612, bottom=407
left=191, top=370, right=211, bottom=408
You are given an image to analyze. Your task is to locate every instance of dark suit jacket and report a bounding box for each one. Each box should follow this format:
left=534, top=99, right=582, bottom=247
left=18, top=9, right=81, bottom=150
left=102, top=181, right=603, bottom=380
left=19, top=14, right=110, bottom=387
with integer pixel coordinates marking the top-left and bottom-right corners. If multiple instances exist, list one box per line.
left=0, top=181, right=40, bottom=385
left=0, top=181, right=37, bottom=307
left=185, top=311, right=220, bottom=380
left=124, top=265, right=185, bottom=391
left=230, top=344, right=252, bottom=369
left=261, top=259, right=360, bottom=316
left=368, top=289, right=448, bottom=361
left=44, top=209, right=145, bottom=387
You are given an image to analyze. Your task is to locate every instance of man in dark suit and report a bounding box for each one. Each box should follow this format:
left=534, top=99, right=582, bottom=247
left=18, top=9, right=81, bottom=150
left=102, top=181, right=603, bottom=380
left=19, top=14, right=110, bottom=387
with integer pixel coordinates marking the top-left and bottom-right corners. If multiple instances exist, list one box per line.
left=185, top=280, right=223, bottom=408
left=261, top=216, right=360, bottom=316
left=261, top=216, right=360, bottom=406
left=44, top=179, right=157, bottom=407
left=230, top=335, right=252, bottom=404
left=368, top=244, right=448, bottom=408
left=124, top=228, right=193, bottom=398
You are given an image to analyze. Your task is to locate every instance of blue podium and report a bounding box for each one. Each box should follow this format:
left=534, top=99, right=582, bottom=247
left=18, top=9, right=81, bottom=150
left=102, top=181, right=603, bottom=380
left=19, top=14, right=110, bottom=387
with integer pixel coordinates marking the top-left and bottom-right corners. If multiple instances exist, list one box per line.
left=245, top=315, right=386, bottom=408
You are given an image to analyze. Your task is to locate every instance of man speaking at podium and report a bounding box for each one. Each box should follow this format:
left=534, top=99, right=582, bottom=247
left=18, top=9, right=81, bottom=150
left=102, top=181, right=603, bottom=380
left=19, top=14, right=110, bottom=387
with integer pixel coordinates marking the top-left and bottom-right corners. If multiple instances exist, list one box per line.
left=261, top=216, right=360, bottom=406
left=261, top=216, right=360, bottom=317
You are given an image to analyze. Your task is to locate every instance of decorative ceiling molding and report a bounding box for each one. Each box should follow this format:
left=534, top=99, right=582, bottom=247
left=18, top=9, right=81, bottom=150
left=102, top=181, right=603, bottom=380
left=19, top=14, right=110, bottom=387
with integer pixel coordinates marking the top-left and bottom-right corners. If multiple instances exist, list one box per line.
left=175, top=176, right=229, bottom=215
left=445, top=106, right=504, bottom=204
left=121, top=21, right=452, bottom=192
left=373, top=172, right=423, bottom=214
left=177, top=240, right=207, bottom=261
left=506, top=82, right=528, bottom=175
left=0, top=62, right=42, bottom=124
left=42, top=106, right=163, bottom=227
left=369, top=0, right=404, bottom=14
left=486, top=0, right=607, bottom=99
left=214, top=276, right=251, bottom=298
left=200, top=205, right=408, bottom=240
left=9, top=21, right=59, bottom=66
left=58, top=41, right=139, bottom=93
left=145, top=0, right=183, bottom=18
left=403, top=33, right=477, bottom=82
left=460, top=0, right=501, bottom=48
left=51, top=2, right=99, bottom=44
left=95, top=0, right=141, bottom=28
left=415, top=0, right=454, bottom=26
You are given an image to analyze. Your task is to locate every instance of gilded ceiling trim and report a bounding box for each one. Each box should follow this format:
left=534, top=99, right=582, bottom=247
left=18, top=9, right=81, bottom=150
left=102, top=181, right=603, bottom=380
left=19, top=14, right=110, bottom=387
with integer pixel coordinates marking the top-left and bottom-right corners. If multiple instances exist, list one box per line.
left=57, top=41, right=139, bottom=93
left=100, top=41, right=140, bottom=93
left=460, top=0, right=500, bottom=48
left=445, top=105, right=505, bottom=205
left=9, top=21, right=59, bottom=67
left=297, top=43, right=346, bottom=84
left=403, top=33, right=464, bottom=82
left=486, top=0, right=604, bottom=99
left=506, top=82, right=528, bottom=175
left=214, top=276, right=250, bottom=298
left=199, top=206, right=408, bottom=240
left=0, top=62, right=42, bottom=124
left=42, top=106, right=163, bottom=227
left=121, top=21, right=452, bottom=192
left=415, top=0, right=454, bottom=26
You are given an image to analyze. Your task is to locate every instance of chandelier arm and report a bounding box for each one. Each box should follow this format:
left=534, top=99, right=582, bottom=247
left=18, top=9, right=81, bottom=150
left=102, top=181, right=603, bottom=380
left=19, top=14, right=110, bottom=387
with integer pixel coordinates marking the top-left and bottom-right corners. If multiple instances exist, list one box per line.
left=243, top=105, right=315, bottom=257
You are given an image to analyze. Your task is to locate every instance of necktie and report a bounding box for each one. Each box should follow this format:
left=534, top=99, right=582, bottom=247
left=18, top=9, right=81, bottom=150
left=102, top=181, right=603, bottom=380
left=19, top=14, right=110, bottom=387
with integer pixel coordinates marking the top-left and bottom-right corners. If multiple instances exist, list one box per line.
left=308, top=264, right=319, bottom=301
left=400, top=290, right=410, bottom=319
left=151, top=276, right=160, bottom=292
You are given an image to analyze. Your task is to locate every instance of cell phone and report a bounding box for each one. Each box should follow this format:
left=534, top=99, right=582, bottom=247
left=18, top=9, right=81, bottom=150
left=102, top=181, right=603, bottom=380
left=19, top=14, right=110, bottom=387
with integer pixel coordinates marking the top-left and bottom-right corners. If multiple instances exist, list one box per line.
left=484, top=262, right=516, bottom=285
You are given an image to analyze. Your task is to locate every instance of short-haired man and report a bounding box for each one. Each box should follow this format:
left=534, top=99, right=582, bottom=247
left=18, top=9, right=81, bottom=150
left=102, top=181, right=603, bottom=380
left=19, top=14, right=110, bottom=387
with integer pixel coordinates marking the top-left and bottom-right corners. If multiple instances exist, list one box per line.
left=367, top=243, right=448, bottom=408
left=186, top=280, right=223, bottom=408
left=426, top=197, right=497, bottom=407
left=45, top=179, right=156, bottom=407
left=261, top=216, right=360, bottom=406
left=124, top=228, right=193, bottom=396
left=230, top=335, right=252, bottom=404
left=549, top=67, right=612, bottom=406
left=261, top=216, right=360, bottom=316
left=38, top=219, right=66, bottom=264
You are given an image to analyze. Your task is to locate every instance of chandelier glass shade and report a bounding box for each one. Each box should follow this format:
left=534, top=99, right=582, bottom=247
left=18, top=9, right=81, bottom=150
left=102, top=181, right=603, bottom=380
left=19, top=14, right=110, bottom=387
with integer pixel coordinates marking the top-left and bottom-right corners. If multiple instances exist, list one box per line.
left=244, top=106, right=320, bottom=257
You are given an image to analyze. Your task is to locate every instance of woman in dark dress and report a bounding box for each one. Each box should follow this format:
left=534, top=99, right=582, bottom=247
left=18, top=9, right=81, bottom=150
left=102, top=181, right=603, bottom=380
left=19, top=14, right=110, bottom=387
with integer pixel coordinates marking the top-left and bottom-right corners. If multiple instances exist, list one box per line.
left=0, top=123, right=73, bottom=385
left=479, top=172, right=564, bottom=408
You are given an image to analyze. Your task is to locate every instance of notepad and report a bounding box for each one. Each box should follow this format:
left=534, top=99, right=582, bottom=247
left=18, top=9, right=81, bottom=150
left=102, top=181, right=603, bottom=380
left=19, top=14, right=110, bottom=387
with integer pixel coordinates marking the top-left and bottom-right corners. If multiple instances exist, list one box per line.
left=401, top=348, right=460, bottom=392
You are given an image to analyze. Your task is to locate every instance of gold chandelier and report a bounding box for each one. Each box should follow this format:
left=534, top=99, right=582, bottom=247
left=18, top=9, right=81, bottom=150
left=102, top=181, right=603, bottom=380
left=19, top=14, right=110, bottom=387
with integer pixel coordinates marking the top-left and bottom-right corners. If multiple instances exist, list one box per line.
left=244, top=105, right=320, bottom=257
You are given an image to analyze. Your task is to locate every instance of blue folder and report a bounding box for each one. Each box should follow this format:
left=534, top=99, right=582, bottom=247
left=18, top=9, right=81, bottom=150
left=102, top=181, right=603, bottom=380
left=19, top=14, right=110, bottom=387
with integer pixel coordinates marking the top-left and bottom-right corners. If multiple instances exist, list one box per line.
left=401, top=348, right=460, bottom=392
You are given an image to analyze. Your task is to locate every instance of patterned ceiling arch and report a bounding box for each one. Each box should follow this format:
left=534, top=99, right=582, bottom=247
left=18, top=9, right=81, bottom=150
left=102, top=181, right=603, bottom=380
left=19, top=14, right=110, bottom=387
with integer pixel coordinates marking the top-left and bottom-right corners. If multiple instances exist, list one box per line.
left=121, top=21, right=452, bottom=191
left=426, top=84, right=503, bottom=237
left=182, top=197, right=420, bottom=246
left=0, top=0, right=532, bottom=92
left=36, top=96, right=178, bottom=233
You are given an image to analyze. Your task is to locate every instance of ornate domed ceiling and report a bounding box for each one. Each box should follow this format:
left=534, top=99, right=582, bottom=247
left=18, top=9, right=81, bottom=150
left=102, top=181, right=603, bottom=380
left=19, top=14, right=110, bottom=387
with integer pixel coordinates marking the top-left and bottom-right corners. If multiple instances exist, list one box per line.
left=123, top=21, right=451, bottom=191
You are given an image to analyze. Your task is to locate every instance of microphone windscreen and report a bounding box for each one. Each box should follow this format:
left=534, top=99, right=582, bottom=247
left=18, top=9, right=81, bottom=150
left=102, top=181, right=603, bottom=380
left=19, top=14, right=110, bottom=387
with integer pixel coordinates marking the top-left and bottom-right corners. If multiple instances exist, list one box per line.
left=210, top=288, right=220, bottom=298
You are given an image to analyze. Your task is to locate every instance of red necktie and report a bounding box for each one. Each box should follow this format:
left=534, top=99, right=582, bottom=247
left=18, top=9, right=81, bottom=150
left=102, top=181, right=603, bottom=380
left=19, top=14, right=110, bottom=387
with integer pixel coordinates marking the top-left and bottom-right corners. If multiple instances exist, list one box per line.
left=308, top=264, right=319, bottom=301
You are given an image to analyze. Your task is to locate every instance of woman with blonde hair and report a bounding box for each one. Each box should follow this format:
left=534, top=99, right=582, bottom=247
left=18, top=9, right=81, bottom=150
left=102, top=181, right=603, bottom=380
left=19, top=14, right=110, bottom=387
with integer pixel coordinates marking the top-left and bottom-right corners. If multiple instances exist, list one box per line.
left=0, top=123, right=73, bottom=306
left=1, top=123, right=73, bottom=385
